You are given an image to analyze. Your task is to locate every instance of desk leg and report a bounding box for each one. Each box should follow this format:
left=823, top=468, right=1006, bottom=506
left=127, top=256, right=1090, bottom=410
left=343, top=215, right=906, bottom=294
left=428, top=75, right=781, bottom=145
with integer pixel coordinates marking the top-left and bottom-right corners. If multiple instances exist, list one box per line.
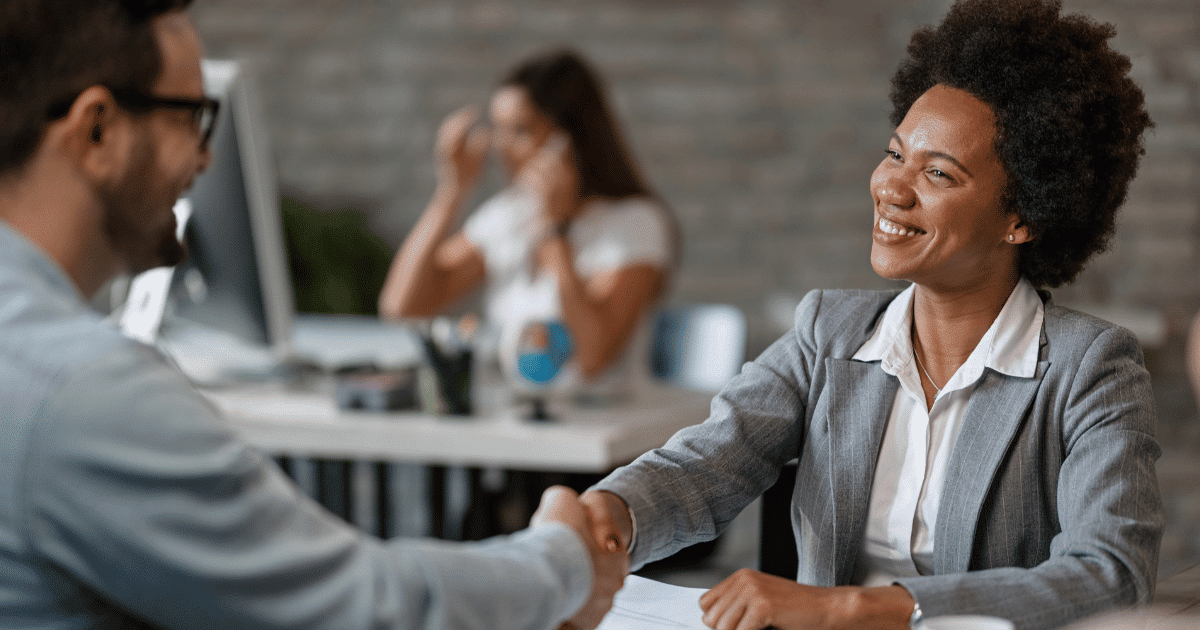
left=428, top=465, right=447, bottom=539
left=440, top=466, right=482, bottom=540
left=289, top=457, right=319, bottom=500
left=460, top=468, right=498, bottom=541
left=350, top=461, right=379, bottom=536
left=374, top=462, right=390, bottom=538
left=317, top=460, right=353, bottom=522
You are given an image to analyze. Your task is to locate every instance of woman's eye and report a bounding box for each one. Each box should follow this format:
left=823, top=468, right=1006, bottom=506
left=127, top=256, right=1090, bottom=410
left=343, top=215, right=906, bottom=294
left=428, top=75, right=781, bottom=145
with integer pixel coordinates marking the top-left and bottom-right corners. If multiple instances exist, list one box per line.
left=884, top=149, right=901, bottom=161
left=928, top=168, right=955, bottom=183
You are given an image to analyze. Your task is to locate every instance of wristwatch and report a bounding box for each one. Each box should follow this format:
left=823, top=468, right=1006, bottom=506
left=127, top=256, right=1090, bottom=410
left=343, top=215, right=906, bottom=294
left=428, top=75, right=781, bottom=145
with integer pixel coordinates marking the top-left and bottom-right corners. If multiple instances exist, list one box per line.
left=909, top=601, right=923, bottom=629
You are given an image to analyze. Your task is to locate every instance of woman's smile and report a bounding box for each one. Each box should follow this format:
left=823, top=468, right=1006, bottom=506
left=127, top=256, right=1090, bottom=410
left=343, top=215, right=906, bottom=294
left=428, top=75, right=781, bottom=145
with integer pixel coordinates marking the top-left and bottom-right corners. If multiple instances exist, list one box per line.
left=875, top=215, right=925, bottom=238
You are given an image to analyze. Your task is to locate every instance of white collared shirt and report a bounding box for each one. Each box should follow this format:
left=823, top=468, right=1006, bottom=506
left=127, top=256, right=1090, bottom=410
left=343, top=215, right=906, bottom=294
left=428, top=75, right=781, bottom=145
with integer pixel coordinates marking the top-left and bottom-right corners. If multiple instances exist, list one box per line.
left=851, top=279, right=1043, bottom=586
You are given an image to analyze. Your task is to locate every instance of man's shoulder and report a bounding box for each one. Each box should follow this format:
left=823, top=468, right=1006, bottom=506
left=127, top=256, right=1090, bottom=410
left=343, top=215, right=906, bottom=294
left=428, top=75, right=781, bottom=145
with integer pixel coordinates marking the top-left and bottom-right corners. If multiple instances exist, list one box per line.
left=0, top=303, right=130, bottom=377
left=0, top=286, right=190, bottom=425
left=6, top=308, right=226, bottom=466
left=0, top=295, right=211, bottom=504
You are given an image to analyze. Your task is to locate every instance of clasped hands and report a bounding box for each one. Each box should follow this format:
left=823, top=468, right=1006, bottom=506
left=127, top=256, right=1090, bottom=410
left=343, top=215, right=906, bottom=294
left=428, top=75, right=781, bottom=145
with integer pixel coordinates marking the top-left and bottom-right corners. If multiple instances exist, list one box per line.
left=530, top=487, right=629, bottom=630
left=535, top=488, right=914, bottom=630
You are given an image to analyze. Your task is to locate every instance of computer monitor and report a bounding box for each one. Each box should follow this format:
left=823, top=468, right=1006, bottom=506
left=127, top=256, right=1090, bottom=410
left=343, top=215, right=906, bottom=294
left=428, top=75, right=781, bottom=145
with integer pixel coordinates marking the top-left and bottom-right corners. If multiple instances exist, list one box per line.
left=153, top=59, right=421, bottom=381
left=168, top=59, right=294, bottom=358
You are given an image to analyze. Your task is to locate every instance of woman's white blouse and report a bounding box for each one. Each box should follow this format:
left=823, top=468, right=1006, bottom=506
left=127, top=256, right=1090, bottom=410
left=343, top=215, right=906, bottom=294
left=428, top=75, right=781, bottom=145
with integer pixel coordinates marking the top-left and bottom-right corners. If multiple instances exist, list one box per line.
left=462, top=188, right=671, bottom=395
left=850, top=278, right=1044, bottom=586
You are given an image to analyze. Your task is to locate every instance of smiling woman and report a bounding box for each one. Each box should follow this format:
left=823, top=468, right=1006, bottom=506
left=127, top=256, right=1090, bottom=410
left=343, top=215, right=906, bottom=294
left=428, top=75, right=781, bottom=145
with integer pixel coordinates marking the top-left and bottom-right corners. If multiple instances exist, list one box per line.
left=869, top=84, right=1018, bottom=298
left=580, top=1, right=1163, bottom=629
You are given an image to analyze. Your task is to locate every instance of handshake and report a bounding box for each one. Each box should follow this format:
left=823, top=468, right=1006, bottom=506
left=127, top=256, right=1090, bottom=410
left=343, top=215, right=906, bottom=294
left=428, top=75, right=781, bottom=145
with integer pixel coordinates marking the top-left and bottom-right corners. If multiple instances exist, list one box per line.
left=531, top=486, right=636, bottom=630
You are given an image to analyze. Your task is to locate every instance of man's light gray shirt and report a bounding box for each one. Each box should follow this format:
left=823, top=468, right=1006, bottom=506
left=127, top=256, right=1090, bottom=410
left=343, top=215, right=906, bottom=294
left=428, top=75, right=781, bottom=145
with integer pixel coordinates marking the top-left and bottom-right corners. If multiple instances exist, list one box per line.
left=0, top=222, right=591, bottom=630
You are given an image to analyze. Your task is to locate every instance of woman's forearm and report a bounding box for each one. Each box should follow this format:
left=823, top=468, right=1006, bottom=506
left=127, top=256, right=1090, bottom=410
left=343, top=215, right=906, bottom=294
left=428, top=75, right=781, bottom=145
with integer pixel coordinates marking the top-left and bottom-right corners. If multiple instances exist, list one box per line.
left=378, top=187, right=464, bottom=319
left=544, top=235, right=609, bottom=377
left=543, top=234, right=654, bottom=380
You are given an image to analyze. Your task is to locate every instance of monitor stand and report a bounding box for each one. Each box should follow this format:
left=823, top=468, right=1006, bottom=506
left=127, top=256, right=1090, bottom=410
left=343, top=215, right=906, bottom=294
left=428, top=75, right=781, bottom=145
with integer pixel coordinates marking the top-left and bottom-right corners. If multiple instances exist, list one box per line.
left=118, top=199, right=193, bottom=345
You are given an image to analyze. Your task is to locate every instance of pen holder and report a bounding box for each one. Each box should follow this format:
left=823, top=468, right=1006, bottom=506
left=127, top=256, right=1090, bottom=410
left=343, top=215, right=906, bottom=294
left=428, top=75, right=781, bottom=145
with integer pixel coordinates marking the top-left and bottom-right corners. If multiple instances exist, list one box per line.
left=421, top=336, right=473, bottom=416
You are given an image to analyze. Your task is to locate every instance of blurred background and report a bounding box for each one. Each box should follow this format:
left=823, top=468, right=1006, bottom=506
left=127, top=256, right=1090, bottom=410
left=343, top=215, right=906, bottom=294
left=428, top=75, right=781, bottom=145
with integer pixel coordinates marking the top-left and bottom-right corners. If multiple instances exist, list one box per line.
left=190, top=0, right=1200, bottom=576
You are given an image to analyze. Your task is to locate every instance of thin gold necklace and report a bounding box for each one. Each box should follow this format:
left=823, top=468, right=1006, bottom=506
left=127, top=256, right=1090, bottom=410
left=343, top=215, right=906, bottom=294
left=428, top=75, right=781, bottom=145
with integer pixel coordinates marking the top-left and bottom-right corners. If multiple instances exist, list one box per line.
left=912, top=348, right=943, bottom=395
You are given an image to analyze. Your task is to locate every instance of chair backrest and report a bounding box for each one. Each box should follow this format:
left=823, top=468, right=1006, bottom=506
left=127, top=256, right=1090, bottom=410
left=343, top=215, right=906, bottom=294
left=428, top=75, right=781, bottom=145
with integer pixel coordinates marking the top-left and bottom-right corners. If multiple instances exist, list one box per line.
left=651, top=304, right=747, bottom=392
left=1189, top=312, right=1200, bottom=414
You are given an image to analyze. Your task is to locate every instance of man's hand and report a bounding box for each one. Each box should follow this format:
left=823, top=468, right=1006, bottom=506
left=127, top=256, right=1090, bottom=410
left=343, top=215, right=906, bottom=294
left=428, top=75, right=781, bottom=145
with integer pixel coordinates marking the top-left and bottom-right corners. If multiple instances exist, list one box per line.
left=532, top=486, right=629, bottom=630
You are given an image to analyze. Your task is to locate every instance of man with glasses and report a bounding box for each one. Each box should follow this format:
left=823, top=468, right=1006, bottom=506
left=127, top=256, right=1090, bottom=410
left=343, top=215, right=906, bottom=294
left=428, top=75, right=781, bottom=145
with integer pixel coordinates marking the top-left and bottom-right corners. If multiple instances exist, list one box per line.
left=0, top=1, right=624, bottom=629
left=48, top=89, right=221, bottom=146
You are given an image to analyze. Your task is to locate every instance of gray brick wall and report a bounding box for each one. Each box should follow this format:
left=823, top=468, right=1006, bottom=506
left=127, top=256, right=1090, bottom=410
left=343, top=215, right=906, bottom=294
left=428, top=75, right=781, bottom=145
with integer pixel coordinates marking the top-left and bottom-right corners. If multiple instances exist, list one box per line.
left=191, top=0, right=1200, bottom=567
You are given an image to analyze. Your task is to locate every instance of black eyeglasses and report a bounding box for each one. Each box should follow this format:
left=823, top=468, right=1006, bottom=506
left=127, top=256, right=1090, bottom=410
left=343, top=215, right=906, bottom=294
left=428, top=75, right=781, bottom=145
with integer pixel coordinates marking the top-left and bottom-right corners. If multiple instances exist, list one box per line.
left=47, top=88, right=220, bottom=146
left=109, top=89, right=220, bottom=146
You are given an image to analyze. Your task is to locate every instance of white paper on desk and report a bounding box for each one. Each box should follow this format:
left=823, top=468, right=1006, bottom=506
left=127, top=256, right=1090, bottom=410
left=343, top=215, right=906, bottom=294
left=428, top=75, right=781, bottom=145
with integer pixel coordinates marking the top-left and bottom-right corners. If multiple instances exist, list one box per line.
left=597, top=575, right=710, bottom=630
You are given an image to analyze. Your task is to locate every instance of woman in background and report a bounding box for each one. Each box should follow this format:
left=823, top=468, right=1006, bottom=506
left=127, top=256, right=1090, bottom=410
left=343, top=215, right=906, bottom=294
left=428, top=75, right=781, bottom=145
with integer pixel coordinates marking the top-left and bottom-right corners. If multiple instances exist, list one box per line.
left=380, top=49, right=675, bottom=397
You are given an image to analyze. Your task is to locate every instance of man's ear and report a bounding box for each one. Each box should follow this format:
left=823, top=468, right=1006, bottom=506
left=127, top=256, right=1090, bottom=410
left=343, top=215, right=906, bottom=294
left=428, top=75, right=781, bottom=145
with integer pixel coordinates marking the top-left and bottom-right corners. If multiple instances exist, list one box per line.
left=54, top=86, right=130, bottom=183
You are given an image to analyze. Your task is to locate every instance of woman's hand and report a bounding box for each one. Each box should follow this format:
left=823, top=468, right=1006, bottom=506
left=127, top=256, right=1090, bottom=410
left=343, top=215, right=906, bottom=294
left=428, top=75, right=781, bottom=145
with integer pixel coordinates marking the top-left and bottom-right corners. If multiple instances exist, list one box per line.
left=434, top=106, right=489, bottom=198
left=699, top=570, right=913, bottom=630
left=700, top=569, right=837, bottom=630
left=379, top=107, right=489, bottom=319
left=578, top=490, right=634, bottom=554
left=516, top=132, right=580, bottom=226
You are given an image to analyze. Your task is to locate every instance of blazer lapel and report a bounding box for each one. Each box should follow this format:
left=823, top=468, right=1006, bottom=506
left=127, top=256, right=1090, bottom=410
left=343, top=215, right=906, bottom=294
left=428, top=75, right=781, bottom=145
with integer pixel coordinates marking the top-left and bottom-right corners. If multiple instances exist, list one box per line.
left=933, top=360, right=1049, bottom=573
left=825, top=358, right=897, bottom=584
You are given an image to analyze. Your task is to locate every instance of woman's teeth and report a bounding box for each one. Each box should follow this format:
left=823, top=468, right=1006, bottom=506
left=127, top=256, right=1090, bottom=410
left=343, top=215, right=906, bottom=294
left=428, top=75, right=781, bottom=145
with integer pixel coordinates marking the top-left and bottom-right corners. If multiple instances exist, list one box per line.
left=878, top=217, right=920, bottom=237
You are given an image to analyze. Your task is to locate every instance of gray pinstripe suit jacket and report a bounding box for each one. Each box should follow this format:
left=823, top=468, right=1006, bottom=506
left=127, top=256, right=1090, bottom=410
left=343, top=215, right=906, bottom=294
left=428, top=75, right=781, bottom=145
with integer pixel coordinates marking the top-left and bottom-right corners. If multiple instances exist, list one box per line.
left=596, top=288, right=1163, bottom=630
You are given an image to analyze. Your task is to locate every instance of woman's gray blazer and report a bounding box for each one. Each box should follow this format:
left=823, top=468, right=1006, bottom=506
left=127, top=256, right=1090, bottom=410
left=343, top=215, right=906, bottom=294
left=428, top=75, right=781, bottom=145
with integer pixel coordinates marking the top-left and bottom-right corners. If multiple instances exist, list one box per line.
left=596, top=288, right=1164, bottom=630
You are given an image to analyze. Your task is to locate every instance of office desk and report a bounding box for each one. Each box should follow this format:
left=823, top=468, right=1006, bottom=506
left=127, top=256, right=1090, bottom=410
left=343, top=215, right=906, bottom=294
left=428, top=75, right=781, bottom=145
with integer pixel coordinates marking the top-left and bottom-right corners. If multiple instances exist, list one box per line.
left=202, top=381, right=713, bottom=538
left=204, top=382, right=712, bottom=472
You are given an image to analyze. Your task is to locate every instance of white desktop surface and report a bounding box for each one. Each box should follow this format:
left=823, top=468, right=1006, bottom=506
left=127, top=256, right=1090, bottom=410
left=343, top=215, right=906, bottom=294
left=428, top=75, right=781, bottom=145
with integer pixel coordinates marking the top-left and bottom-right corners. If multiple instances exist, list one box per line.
left=203, top=381, right=714, bottom=473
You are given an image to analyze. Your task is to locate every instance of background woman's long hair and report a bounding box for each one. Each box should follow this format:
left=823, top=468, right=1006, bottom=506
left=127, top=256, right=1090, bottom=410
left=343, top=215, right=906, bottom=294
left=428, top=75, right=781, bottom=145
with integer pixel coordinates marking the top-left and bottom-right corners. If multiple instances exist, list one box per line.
left=502, top=49, right=682, bottom=272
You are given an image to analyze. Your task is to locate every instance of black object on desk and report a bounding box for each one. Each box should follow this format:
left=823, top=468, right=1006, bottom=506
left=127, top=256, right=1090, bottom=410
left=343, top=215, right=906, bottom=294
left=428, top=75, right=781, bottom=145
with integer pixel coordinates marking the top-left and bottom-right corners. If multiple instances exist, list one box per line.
left=334, top=365, right=420, bottom=412
left=527, top=397, right=550, bottom=422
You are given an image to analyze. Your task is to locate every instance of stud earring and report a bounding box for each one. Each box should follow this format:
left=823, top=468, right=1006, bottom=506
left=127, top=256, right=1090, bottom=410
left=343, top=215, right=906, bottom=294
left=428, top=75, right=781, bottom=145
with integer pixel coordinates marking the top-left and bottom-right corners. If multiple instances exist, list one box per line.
left=1008, top=234, right=1014, bottom=242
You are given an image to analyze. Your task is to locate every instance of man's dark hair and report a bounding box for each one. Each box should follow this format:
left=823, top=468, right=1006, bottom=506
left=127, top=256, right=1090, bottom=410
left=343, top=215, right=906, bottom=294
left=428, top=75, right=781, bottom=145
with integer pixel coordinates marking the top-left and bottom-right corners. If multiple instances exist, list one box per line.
left=0, top=0, right=194, bottom=177
left=890, top=0, right=1152, bottom=288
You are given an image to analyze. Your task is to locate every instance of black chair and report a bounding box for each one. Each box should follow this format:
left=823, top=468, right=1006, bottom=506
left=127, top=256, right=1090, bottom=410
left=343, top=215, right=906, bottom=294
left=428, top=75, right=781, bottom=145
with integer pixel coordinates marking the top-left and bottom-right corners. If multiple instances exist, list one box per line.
left=759, top=460, right=799, bottom=579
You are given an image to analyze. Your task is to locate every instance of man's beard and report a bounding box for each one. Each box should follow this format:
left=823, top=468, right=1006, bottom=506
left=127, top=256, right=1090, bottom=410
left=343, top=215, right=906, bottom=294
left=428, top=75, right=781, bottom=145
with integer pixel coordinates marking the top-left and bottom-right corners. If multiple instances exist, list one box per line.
left=97, top=138, right=186, bottom=276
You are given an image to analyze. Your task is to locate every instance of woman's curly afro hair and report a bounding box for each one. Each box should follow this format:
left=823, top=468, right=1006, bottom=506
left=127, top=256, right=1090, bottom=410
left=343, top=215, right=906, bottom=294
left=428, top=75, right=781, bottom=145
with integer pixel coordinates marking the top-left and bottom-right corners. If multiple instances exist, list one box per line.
left=889, top=0, right=1152, bottom=288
